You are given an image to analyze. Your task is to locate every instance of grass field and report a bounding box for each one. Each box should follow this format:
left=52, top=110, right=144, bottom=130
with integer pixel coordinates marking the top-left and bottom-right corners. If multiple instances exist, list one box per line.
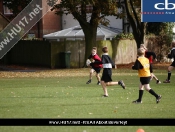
left=0, top=68, right=175, bottom=132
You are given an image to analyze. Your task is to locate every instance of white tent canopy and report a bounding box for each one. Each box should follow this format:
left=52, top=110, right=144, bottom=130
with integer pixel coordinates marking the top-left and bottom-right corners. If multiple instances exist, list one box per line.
left=43, top=25, right=118, bottom=40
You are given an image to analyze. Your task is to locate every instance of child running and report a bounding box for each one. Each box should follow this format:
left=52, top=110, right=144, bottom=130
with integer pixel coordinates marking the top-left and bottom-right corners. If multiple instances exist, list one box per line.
left=163, top=41, right=175, bottom=83
left=101, top=46, right=125, bottom=97
left=132, top=48, right=162, bottom=104
left=86, top=47, right=102, bottom=85
left=140, top=44, right=161, bottom=84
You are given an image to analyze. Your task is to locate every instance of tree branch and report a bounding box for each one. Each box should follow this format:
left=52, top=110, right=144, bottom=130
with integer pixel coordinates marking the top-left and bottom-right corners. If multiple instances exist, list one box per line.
left=81, top=2, right=87, bottom=21
left=124, top=0, right=137, bottom=34
left=129, top=0, right=141, bottom=30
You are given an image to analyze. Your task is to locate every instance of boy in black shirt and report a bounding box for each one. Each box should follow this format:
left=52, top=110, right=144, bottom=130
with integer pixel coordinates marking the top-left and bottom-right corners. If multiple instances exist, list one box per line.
left=163, top=41, right=175, bottom=83
left=101, top=47, right=125, bottom=97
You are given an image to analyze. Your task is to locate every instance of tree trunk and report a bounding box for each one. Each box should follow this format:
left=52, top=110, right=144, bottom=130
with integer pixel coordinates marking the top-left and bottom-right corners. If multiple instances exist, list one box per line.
left=123, top=0, right=144, bottom=48
left=132, top=29, right=144, bottom=48
left=71, top=3, right=101, bottom=67
left=134, top=23, right=145, bottom=48
left=80, top=24, right=97, bottom=67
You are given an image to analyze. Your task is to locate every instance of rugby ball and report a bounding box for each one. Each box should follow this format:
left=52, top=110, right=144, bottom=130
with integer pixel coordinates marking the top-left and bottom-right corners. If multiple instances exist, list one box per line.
left=86, top=59, right=91, bottom=66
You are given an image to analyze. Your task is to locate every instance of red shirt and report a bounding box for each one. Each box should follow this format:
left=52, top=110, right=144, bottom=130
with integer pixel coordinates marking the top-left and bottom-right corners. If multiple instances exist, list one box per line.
left=88, top=54, right=102, bottom=68
left=145, top=51, right=156, bottom=64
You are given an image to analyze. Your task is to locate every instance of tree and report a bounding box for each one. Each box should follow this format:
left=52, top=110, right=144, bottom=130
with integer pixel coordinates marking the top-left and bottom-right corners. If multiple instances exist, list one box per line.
left=146, top=22, right=175, bottom=49
left=121, top=0, right=145, bottom=48
left=145, top=22, right=175, bottom=61
left=122, top=0, right=175, bottom=48
left=146, top=22, right=175, bottom=36
left=49, top=0, right=121, bottom=63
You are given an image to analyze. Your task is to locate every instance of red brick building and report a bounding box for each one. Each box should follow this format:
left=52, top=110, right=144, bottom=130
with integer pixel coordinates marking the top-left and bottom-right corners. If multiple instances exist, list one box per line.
left=0, top=1, right=62, bottom=38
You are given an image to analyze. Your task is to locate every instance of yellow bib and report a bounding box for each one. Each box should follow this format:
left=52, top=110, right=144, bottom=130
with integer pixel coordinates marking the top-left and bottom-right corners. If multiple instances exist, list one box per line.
left=137, top=57, right=151, bottom=77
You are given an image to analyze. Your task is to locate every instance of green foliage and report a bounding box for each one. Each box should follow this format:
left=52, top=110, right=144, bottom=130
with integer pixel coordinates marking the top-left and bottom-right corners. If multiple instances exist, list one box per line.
left=114, top=33, right=134, bottom=40
left=50, top=0, right=121, bottom=26
left=146, top=22, right=175, bottom=36
left=146, top=22, right=175, bottom=61
left=145, top=34, right=173, bottom=61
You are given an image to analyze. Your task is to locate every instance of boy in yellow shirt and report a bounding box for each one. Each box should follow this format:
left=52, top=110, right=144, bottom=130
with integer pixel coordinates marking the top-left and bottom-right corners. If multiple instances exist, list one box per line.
left=132, top=48, right=162, bottom=104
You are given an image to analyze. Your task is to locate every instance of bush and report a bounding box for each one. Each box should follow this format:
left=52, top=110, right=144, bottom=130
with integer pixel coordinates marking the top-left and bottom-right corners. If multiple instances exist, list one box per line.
left=145, top=33, right=173, bottom=62
left=114, top=33, right=134, bottom=40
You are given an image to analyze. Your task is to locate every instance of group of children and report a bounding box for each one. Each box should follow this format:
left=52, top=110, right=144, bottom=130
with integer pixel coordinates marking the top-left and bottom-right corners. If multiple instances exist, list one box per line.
left=86, top=41, right=175, bottom=104
left=86, top=47, right=125, bottom=97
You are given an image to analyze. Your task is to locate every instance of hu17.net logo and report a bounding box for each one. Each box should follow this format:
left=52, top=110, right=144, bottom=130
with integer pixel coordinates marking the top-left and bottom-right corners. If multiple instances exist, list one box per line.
left=142, top=0, right=175, bottom=22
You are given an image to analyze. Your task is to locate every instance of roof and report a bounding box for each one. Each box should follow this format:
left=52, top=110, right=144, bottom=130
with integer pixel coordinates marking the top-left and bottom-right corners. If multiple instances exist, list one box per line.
left=43, top=25, right=118, bottom=40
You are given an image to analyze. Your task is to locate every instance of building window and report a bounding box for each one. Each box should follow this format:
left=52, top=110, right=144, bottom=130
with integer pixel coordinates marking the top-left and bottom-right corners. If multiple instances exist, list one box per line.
left=3, top=6, right=13, bottom=14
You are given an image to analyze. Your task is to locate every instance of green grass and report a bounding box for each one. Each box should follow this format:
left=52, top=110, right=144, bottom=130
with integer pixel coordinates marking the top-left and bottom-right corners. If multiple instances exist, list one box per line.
left=0, top=68, right=175, bottom=132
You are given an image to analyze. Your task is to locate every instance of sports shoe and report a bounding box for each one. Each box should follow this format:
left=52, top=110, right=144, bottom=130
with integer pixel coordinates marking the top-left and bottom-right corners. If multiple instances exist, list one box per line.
left=97, top=81, right=101, bottom=85
left=132, top=100, right=142, bottom=104
left=118, top=80, right=126, bottom=89
left=102, top=95, right=108, bottom=97
left=163, top=79, right=170, bottom=83
left=156, top=95, right=162, bottom=104
left=156, top=80, right=161, bottom=84
left=86, top=80, right=91, bottom=84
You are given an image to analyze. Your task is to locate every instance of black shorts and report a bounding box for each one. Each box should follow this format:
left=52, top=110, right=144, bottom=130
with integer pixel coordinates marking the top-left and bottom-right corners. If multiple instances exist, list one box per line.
left=140, top=77, right=151, bottom=85
left=101, top=69, right=112, bottom=82
left=170, top=61, right=175, bottom=67
left=92, top=67, right=101, bottom=73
